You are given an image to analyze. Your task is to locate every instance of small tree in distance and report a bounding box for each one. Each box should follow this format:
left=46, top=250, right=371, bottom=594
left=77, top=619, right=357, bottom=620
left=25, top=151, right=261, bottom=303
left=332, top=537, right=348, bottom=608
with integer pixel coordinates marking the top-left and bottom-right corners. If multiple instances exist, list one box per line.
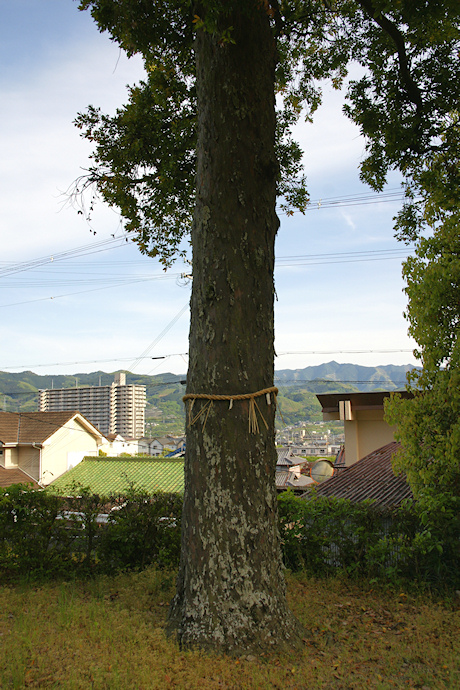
left=76, top=0, right=460, bottom=653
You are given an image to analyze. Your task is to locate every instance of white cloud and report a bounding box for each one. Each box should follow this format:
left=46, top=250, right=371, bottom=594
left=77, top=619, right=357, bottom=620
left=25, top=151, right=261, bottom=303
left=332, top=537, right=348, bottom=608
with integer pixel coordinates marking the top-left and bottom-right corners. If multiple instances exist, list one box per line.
left=0, top=5, right=416, bottom=376
left=0, top=32, right=145, bottom=260
left=340, top=211, right=357, bottom=232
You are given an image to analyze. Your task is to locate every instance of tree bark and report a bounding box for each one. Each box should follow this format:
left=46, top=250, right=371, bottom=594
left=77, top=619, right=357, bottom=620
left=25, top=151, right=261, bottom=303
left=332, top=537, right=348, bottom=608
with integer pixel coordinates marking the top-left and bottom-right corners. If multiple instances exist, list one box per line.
left=167, top=4, right=303, bottom=653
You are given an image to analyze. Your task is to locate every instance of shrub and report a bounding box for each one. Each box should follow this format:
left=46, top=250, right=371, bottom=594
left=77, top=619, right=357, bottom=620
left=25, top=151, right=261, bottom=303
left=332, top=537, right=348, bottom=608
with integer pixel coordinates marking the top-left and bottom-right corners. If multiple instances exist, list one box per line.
left=98, top=488, right=182, bottom=571
left=0, top=484, right=183, bottom=581
left=277, top=490, right=460, bottom=589
left=0, top=484, right=457, bottom=589
left=0, top=485, right=71, bottom=578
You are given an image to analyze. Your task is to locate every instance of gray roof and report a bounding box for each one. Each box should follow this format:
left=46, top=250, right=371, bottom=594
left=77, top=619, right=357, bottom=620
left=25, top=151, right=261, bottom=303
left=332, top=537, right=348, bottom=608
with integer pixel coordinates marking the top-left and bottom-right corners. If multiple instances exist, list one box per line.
left=275, top=470, right=290, bottom=488
left=286, top=474, right=315, bottom=489
left=303, top=441, right=413, bottom=508
left=276, top=447, right=310, bottom=467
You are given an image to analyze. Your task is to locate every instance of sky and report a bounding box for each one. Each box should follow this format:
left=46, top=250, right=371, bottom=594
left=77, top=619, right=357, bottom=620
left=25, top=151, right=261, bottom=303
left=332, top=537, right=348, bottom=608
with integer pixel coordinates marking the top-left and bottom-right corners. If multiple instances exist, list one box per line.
left=0, top=0, right=418, bottom=380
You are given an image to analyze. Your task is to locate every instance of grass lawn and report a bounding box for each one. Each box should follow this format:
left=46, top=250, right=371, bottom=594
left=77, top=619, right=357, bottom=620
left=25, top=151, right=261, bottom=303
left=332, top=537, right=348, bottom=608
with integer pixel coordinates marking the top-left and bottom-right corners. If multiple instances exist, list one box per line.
left=0, top=568, right=458, bottom=689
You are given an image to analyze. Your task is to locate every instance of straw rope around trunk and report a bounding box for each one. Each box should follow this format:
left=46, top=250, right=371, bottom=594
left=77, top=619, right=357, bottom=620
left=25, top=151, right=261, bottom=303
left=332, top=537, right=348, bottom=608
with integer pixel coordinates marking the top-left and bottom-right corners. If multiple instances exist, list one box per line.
left=183, top=387, right=278, bottom=434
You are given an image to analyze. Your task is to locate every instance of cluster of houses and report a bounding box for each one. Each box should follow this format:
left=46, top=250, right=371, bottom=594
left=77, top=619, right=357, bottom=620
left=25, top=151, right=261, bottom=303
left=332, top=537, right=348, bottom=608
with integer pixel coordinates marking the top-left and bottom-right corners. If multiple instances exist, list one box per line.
left=275, top=390, right=413, bottom=506
left=0, top=409, right=184, bottom=489
left=0, top=390, right=413, bottom=507
left=276, top=424, right=343, bottom=457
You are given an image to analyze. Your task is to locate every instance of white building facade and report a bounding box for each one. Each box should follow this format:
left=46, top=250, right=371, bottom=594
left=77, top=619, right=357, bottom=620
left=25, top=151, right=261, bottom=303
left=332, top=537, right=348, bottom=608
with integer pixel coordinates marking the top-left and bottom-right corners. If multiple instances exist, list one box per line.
left=39, top=373, right=146, bottom=438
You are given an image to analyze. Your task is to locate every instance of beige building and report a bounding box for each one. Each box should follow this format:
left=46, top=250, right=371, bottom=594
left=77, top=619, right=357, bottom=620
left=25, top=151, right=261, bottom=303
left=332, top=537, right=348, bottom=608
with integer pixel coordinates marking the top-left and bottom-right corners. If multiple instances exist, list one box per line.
left=39, top=373, right=146, bottom=438
left=0, top=411, right=106, bottom=486
left=317, top=391, right=413, bottom=466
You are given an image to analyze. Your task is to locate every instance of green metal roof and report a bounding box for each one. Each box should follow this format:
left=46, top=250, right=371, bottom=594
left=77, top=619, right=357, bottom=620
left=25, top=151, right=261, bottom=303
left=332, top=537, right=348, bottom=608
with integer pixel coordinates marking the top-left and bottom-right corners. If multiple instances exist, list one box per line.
left=49, top=457, right=184, bottom=495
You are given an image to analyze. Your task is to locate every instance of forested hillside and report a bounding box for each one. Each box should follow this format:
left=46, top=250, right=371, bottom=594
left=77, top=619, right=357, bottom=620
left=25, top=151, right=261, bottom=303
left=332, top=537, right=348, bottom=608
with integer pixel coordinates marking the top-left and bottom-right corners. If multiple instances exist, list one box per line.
left=0, top=362, right=414, bottom=432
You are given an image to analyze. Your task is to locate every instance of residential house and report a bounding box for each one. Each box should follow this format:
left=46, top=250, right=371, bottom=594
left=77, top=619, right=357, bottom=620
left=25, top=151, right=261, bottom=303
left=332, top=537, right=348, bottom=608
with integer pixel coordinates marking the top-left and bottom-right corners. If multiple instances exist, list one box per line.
left=306, top=441, right=413, bottom=508
left=0, top=467, right=40, bottom=489
left=305, top=391, right=415, bottom=506
left=100, top=433, right=140, bottom=456
left=276, top=447, right=315, bottom=492
left=0, top=411, right=106, bottom=486
left=317, top=391, right=413, bottom=467
left=138, top=436, right=185, bottom=456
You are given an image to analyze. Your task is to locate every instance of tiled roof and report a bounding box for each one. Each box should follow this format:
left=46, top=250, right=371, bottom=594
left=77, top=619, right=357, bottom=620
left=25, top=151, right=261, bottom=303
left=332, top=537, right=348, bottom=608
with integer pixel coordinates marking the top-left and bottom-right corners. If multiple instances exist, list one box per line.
left=276, top=448, right=293, bottom=465
left=276, top=448, right=310, bottom=467
left=105, top=433, right=123, bottom=442
left=0, top=411, right=96, bottom=444
left=334, top=446, right=346, bottom=469
left=304, top=441, right=413, bottom=507
left=286, top=474, right=315, bottom=489
left=276, top=469, right=316, bottom=490
left=275, top=470, right=290, bottom=488
left=49, top=457, right=184, bottom=495
left=0, top=467, right=40, bottom=488
left=150, top=436, right=176, bottom=446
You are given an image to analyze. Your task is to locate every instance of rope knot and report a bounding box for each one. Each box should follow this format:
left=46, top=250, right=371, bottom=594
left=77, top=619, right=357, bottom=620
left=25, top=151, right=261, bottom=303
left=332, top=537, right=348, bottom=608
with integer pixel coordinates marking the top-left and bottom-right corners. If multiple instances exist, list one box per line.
left=183, top=386, right=278, bottom=433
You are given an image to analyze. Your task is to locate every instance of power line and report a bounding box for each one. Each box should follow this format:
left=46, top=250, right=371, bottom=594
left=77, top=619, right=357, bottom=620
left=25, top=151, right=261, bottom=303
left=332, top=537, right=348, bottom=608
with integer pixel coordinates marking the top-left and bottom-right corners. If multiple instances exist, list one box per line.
left=1, top=347, right=416, bottom=372
left=276, top=247, right=414, bottom=267
left=0, top=377, right=188, bottom=398
left=0, top=354, right=188, bottom=371
left=1, top=348, right=415, bottom=372
left=277, top=349, right=413, bottom=355
left=277, top=187, right=410, bottom=215
left=274, top=378, right=409, bottom=385
left=0, top=274, right=185, bottom=309
left=1, top=248, right=413, bottom=287
left=0, top=376, right=411, bottom=400
left=0, top=246, right=414, bottom=308
left=128, top=304, right=190, bottom=373
left=0, top=236, right=135, bottom=279
left=0, top=187, right=409, bottom=280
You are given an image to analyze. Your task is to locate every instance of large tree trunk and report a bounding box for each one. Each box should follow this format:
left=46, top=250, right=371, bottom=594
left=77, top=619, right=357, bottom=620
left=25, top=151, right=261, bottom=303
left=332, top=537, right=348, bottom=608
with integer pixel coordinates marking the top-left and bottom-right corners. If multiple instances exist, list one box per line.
left=167, top=4, right=302, bottom=653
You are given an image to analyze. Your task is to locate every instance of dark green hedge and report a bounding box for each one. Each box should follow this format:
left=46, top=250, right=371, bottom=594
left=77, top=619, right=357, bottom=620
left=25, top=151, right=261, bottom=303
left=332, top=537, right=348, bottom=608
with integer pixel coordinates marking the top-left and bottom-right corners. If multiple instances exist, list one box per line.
left=278, top=490, right=460, bottom=589
left=0, top=484, right=182, bottom=581
left=0, top=484, right=458, bottom=589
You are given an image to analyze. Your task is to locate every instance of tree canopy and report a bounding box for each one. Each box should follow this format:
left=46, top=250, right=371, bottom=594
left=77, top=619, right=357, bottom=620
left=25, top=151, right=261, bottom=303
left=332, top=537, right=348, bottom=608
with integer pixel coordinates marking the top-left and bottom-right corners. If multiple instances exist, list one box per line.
left=76, top=1, right=460, bottom=260
left=385, top=124, right=460, bottom=505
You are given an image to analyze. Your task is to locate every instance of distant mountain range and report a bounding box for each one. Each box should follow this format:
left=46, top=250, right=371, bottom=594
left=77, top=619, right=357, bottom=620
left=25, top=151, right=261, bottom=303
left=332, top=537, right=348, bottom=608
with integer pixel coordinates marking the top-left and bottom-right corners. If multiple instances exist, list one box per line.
left=275, top=361, right=415, bottom=392
left=0, top=361, right=415, bottom=429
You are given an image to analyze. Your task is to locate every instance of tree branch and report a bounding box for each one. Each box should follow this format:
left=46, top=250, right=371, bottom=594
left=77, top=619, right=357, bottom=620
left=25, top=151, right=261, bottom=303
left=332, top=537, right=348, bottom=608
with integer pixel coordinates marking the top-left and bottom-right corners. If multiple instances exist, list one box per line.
left=356, top=0, right=423, bottom=113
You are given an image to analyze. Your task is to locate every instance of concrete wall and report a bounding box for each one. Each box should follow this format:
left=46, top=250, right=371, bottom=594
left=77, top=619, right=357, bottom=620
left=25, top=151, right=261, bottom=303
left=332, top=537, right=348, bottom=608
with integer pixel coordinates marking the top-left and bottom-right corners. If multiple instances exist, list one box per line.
left=343, top=409, right=397, bottom=466
left=2, top=447, right=19, bottom=468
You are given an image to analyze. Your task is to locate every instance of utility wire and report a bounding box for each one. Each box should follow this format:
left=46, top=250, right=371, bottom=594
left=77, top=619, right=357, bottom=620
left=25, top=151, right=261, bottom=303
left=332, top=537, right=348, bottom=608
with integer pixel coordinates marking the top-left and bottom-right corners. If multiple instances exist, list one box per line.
left=1, top=348, right=415, bottom=371
left=0, top=247, right=414, bottom=308
left=1, top=378, right=407, bottom=395
left=0, top=274, right=184, bottom=309
left=277, top=349, right=413, bottom=355
left=277, top=187, right=410, bottom=215
left=127, top=304, right=190, bottom=373
left=274, top=379, right=409, bottom=385
left=1, top=247, right=414, bottom=288
left=0, top=378, right=188, bottom=398
left=0, top=187, right=408, bottom=280
left=0, top=236, right=134, bottom=279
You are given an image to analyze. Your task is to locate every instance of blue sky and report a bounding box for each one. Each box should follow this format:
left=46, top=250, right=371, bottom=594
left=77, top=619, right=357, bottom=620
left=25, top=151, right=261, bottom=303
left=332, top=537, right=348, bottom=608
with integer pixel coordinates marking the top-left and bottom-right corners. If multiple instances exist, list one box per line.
left=0, top=1, right=417, bottom=378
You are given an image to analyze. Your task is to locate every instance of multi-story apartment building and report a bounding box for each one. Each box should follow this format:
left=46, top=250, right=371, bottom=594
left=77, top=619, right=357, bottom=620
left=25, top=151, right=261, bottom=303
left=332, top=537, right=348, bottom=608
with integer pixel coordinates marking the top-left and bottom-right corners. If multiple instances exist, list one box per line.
left=38, top=373, right=146, bottom=438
